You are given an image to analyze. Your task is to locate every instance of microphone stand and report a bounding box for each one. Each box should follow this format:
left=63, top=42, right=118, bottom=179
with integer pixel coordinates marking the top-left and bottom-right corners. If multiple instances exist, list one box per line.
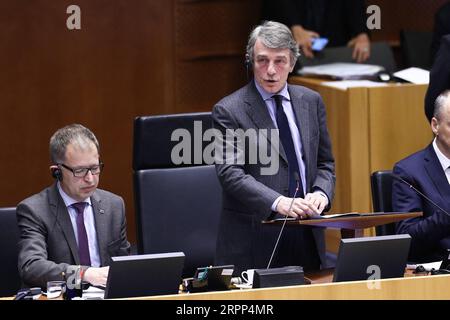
left=267, top=175, right=300, bottom=269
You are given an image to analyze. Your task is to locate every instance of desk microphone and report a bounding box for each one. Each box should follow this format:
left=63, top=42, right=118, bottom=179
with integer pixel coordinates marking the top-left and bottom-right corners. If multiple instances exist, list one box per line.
left=392, top=173, right=450, bottom=218
left=266, top=172, right=300, bottom=269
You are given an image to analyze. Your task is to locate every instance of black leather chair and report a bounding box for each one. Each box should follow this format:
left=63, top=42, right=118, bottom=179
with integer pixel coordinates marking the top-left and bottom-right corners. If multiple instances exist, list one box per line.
left=0, top=207, right=21, bottom=296
left=298, top=41, right=397, bottom=73
left=370, top=170, right=395, bottom=236
left=133, top=112, right=222, bottom=278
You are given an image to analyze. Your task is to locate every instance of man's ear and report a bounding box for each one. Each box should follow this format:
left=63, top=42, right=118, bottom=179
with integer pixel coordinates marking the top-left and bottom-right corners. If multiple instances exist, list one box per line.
left=431, top=117, right=439, bottom=135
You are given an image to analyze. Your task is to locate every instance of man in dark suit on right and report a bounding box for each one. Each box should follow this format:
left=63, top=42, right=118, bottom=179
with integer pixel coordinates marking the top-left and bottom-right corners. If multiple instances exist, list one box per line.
left=393, top=90, right=450, bottom=263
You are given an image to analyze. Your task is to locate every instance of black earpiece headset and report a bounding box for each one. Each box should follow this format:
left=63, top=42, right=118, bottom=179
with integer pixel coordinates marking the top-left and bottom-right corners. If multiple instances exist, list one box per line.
left=51, top=166, right=62, bottom=181
left=245, top=53, right=251, bottom=79
left=245, top=53, right=251, bottom=67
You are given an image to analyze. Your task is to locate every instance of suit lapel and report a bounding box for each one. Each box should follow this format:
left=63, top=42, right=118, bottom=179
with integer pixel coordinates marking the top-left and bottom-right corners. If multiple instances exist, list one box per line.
left=244, top=82, right=288, bottom=164
left=424, top=144, right=450, bottom=205
left=91, top=192, right=108, bottom=266
left=48, top=184, right=80, bottom=264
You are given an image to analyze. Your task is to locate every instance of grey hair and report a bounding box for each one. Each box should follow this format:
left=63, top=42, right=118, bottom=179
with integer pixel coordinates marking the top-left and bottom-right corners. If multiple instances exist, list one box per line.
left=433, top=89, right=450, bottom=120
left=246, top=20, right=300, bottom=67
left=50, top=124, right=99, bottom=164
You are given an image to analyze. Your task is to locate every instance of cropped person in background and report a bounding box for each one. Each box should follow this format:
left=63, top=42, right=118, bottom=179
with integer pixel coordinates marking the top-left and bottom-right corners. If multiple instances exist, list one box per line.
left=430, top=1, right=450, bottom=64
left=425, top=35, right=450, bottom=123
left=262, top=0, right=370, bottom=62
left=17, top=124, right=130, bottom=289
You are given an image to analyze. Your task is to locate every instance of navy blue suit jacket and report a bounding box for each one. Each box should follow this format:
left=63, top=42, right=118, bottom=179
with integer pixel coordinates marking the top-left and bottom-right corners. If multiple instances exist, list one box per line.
left=392, top=143, right=450, bottom=262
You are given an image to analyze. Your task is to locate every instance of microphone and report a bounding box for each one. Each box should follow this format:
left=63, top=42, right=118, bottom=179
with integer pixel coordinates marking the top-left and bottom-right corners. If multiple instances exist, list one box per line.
left=392, top=173, right=450, bottom=218
left=267, top=172, right=300, bottom=269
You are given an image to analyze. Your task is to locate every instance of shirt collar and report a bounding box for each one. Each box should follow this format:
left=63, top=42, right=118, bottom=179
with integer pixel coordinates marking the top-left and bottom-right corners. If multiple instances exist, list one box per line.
left=57, top=182, right=92, bottom=208
left=433, top=138, right=450, bottom=172
left=254, top=79, right=290, bottom=102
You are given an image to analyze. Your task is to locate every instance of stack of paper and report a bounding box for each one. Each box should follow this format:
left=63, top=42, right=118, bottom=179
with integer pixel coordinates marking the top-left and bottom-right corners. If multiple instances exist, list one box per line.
left=321, top=80, right=388, bottom=90
left=298, top=63, right=384, bottom=80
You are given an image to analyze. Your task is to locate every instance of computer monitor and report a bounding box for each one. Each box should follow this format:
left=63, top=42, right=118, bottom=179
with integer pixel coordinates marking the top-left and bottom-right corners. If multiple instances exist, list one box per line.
left=333, top=234, right=411, bottom=282
left=104, top=252, right=185, bottom=299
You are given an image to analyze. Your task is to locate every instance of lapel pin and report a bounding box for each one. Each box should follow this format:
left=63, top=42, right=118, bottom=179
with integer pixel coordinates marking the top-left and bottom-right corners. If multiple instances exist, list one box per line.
left=99, top=209, right=105, bottom=214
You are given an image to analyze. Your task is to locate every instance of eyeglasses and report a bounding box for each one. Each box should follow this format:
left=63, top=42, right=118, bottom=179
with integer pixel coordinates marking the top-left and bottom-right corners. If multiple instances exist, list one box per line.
left=59, top=162, right=104, bottom=178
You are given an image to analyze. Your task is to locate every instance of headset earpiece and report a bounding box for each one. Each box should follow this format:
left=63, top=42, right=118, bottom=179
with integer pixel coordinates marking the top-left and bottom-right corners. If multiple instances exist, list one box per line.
left=51, top=168, right=62, bottom=181
left=245, top=54, right=251, bottom=68
left=245, top=54, right=252, bottom=80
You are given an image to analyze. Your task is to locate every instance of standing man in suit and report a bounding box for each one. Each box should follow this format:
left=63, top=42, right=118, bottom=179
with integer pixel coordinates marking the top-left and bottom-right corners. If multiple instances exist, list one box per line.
left=393, top=90, right=450, bottom=263
left=17, top=124, right=130, bottom=289
left=425, top=34, right=450, bottom=123
left=213, top=21, right=335, bottom=274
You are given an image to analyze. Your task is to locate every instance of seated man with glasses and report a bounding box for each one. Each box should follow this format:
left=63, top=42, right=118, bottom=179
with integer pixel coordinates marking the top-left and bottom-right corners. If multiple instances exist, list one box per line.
left=17, top=124, right=130, bottom=290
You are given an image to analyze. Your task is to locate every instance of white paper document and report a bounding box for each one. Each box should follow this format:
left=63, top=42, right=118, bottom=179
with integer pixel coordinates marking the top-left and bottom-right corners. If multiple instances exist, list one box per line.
left=321, top=80, right=388, bottom=90
left=299, top=62, right=384, bottom=79
left=393, top=67, right=429, bottom=84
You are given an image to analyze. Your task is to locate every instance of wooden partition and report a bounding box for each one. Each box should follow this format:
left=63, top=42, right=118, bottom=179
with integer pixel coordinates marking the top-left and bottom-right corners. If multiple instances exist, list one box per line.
left=0, top=0, right=440, bottom=244
left=138, top=274, right=450, bottom=300
left=0, top=0, right=260, bottom=242
left=289, top=77, right=431, bottom=251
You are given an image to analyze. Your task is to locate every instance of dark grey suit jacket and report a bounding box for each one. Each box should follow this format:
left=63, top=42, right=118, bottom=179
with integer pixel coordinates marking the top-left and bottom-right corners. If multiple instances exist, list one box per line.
left=17, top=184, right=130, bottom=288
left=213, top=81, right=335, bottom=273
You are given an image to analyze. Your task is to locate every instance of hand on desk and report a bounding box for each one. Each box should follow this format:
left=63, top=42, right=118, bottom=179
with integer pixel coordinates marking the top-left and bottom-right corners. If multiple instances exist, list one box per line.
left=83, top=266, right=109, bottom=287
left=348, top=33, right=370, bottom=63
left=276, top=196, right=323, bottom=219
left=305, top=192, right=328, bottom=214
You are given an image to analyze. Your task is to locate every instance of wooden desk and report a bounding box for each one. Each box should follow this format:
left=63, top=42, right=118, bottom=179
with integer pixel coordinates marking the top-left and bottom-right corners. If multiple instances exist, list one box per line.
left=2, top=267, right=444, bottom=300
left=288, top=76, right=431, bottom=249
left=136, top=273, right=450, bottom=300
left=264, top=212, right=422, bottom=238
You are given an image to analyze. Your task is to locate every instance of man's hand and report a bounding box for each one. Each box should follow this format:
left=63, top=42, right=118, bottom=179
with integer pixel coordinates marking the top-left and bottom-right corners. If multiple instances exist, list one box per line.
left=291, top=25, right=319, bottom=59
left=83, top=266, right=109, bottom=287
left=304, top=192, right=328, bottom=215
left=276, top=196, right=320, bottom=218
left=348, top=33, right=370, bottom=63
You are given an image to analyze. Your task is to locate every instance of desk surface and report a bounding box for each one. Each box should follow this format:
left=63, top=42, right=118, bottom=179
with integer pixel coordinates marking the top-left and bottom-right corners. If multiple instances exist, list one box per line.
left=263, top=212, right=422, bottom=230
left=134, top=273, right=450, bottom=300
left=3, top=270, right=447, bottom=300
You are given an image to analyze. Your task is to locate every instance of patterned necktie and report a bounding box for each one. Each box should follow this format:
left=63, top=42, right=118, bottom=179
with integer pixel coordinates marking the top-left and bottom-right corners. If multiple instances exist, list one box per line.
left=71, top=202, right=91, bottom=266
left=273, top=95, right=305, bottom=198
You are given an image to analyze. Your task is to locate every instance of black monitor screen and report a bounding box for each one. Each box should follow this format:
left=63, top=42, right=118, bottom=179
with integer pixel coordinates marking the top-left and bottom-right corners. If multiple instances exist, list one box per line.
left=104, top=252, right=185, bottom=299
left=333, top=234, right=411, bottom=282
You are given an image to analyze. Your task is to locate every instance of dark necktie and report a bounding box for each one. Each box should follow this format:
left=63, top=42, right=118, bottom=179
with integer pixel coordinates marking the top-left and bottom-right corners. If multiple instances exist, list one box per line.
left=273, top=95, right=305, bottom=198
left=71, top=202, right=91, bottom=266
